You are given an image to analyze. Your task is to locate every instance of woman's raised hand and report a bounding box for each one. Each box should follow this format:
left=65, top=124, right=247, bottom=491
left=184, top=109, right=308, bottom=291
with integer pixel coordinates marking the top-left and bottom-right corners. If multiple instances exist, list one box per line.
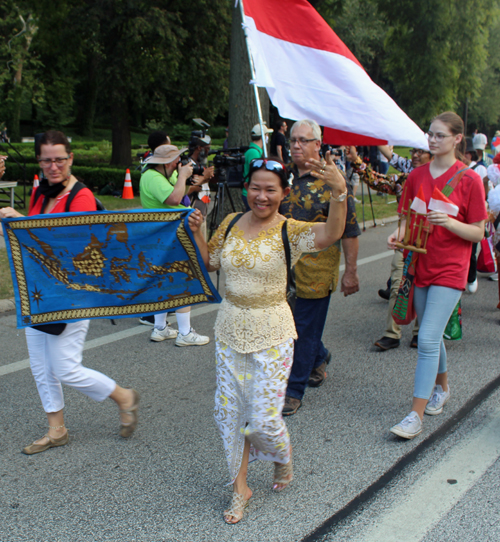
left=188, top=209, right=204, bottom=234
left=306, top=151, right=346, bottom=198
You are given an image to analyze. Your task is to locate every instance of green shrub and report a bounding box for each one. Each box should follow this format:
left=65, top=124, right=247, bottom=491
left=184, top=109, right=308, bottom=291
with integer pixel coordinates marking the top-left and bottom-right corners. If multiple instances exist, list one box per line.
left=2, top=163, right=141, bottom=192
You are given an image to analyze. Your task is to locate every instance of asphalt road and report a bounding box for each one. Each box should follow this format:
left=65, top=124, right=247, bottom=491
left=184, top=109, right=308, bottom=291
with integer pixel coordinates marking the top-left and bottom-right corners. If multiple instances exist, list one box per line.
left=1, top=218, right=499, bottom=542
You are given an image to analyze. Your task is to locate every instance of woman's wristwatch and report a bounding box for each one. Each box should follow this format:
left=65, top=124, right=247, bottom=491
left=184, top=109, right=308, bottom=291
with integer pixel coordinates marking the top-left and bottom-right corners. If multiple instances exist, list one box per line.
left=330, top=187, right=348, bottom=202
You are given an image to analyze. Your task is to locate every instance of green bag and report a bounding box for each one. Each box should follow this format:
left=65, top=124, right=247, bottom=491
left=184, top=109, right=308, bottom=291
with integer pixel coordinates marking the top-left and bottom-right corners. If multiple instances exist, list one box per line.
left=443, top=300, right=462, bottom=341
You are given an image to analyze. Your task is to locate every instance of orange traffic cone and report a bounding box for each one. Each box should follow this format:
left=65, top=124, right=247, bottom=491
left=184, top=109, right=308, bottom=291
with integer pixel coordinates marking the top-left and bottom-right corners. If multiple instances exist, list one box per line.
left=122, top=169, right=134, bottom=199
left=33, top=174, right=39, bottom=189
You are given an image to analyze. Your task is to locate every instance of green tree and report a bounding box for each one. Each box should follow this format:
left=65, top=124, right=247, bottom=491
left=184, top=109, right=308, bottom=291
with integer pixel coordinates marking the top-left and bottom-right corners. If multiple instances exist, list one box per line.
left=468, top=10, right=500, bottom=133
left=377, top=0, right=496, bottom=127
left=0, top=1, right=41, bottom=142
left=318, top=0, right=386, bottom=74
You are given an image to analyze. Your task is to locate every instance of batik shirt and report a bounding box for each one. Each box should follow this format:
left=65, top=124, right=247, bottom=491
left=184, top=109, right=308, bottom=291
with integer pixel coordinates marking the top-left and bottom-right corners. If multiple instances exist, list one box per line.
left=389, top=152, right=413, bottom=174
left=280, top=166, right=361, bottom=299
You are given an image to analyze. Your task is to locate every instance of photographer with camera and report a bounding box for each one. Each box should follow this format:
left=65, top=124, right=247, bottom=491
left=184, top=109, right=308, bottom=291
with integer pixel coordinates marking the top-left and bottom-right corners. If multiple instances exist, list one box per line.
left=242, top=123, right=273, bottom=210
left=187, top=132, right=214, bottom=238
left=139, top=144, right=210, bottom=347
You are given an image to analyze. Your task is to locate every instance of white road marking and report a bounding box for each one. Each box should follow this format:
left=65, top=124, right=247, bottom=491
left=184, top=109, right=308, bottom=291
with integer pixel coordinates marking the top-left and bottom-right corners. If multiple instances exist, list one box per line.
left=339, top=250, right=393, bottom=272
left=0, top=304, right=218, bottom=377
left=0, top=250, right=393, bottom=377
left=353, top=405, right=500, bottom=542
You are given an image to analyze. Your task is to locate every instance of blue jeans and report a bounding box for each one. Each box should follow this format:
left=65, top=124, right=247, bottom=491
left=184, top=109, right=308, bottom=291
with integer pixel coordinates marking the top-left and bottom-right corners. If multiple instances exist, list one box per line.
left=286, top=295, right=331, bottom=401
left=412, top=285, right=462, bottom=399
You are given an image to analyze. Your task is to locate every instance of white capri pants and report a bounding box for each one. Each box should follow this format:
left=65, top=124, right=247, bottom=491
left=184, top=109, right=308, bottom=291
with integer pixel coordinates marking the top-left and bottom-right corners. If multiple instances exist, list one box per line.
left=25, top=320, right=116, bottom=413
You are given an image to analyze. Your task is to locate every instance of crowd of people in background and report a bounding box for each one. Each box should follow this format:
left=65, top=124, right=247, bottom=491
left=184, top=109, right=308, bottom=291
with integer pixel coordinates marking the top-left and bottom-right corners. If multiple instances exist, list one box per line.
left=0, top=112, right=499, bottom=524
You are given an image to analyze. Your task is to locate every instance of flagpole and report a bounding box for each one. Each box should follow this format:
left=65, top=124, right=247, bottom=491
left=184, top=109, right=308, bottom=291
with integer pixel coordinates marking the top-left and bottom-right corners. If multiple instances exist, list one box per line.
left=238, top=0, right=267, bottom=158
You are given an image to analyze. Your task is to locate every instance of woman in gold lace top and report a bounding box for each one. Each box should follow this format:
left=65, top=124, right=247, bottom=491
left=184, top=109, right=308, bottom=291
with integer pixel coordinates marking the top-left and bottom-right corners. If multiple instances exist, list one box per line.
left=189, top=155, right=347, bottom=524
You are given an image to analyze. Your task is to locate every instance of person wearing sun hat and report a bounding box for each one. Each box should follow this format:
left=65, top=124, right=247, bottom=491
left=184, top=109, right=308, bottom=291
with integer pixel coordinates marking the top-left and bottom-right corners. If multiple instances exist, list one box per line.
left=139, top=144, right=211, bottom=347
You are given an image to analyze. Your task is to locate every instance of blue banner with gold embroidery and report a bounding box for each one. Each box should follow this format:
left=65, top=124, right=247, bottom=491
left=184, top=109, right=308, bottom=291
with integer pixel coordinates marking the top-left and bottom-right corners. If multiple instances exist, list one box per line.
left=1, top=209, right=221, bottom=328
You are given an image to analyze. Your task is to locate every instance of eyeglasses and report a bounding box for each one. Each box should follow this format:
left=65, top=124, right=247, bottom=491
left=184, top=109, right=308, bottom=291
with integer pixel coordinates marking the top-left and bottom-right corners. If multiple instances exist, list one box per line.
left=38, top=157, right=70, bottom=169
left=426, top=131, right=454, bottom=142
left=249, top=159, right=285, bottom=175
left=289, top=137, right=317, bottom=146
left=410, top=149, right=428, bottom=156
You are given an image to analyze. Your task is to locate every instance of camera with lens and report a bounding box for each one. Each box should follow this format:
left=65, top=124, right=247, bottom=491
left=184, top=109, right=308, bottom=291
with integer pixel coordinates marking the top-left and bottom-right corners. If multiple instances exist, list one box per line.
left=180, top=156, right=205, bottom=176
left=209, top=147, right=247, bottom=186
left=321, top=144, right=343, bottom=159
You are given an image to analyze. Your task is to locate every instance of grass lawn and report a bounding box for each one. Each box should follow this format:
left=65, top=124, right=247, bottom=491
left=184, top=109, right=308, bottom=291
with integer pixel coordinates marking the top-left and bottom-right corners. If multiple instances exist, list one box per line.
left=0, top=248, right=13, bottom=299
left=355, top=192, right=399, bottom=225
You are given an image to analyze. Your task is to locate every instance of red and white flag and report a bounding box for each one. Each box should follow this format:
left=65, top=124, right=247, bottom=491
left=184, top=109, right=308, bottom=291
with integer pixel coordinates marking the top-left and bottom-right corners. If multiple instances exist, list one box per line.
left=240, top=0, right=429, bottom=148
left=410, top=186, right=427, bottom=215
left=428, top=186, right=459, bottom=217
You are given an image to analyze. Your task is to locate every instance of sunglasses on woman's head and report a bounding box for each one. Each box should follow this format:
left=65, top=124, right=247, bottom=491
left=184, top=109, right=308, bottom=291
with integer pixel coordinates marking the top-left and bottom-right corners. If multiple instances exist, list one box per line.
left=249, top=159, right=285, bottom=175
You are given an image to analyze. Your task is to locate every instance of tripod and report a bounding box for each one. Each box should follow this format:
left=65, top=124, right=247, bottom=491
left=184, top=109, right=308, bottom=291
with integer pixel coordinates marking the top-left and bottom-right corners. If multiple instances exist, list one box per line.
left=208, top=180, right=238, bottom=240
left=207, top=166, right=246, bottom=289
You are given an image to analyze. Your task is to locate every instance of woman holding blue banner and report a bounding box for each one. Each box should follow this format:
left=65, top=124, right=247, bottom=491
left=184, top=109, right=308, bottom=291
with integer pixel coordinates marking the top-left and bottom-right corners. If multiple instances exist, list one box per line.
left=189, top=155, right=347, bottom=524
left=387, top=112, right=487, bottom=440
left=0, top=130, right=139, bottom=454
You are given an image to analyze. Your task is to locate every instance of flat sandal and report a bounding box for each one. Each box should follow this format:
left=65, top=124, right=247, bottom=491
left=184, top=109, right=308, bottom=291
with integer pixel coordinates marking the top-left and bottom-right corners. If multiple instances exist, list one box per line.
left=22, top=431, right=69, bottom=455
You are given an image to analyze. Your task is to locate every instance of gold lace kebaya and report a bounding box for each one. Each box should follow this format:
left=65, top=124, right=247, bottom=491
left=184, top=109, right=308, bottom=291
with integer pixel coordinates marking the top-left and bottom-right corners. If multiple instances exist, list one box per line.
left=208, top=214, right=317, bottom=353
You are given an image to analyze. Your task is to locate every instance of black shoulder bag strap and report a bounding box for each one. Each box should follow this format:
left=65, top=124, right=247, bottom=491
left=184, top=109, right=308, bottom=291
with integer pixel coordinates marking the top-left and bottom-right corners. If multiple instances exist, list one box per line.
left=281, top=220, right=296, bottom=310
left=281, top=220, right=291, bottom=278
left=65, top=181, right=86, bottom=212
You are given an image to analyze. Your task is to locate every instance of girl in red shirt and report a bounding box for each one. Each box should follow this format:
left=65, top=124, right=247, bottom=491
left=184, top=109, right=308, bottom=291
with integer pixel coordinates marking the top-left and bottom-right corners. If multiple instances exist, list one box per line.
left=0, top=130, right=139, bottom=454
left=387, top=112, right=487, bottom=439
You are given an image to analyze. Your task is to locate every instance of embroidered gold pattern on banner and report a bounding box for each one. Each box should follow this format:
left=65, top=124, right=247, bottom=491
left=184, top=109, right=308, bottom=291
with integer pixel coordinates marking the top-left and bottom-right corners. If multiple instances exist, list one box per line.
left=7, top=228, right=31, bottom=316
left=29, top=294, right=208, bottom=324
left=176, top=223, right=212, bottom=295
left=7, top=211, right=185, bottom=230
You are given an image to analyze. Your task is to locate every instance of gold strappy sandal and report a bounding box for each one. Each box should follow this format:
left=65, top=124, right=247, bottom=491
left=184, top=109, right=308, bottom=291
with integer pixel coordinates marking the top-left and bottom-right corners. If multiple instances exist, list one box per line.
left=223, top=492, right=250, bottom=524
left=272, top=459, right=293, bottom=492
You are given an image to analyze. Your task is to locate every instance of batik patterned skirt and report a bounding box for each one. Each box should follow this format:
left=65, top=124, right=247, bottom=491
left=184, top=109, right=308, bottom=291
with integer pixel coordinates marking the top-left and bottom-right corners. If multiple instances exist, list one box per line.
left=214, top=337, right=294, bottom=484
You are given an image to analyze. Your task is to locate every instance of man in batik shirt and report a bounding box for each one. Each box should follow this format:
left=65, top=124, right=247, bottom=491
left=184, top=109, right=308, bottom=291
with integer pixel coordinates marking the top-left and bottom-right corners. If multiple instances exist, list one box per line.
left=280, top=119, right=361, bottom=416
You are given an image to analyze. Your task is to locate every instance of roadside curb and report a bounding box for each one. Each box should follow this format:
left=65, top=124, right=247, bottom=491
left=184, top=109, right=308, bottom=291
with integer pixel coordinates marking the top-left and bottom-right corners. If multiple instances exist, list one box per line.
left=361, top=214, right=399, bottom=229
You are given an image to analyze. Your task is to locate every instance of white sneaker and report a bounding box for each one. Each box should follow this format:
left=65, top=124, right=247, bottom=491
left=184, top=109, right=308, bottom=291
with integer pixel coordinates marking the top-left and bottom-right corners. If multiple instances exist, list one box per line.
left=150, top=325, right=178, bottom=342
left=390, top=411, right=422, bottom=439
left=139, top=316, right=155, bottom=326
left=466, top=279, right=478, bottom=293
left=489, top=273, right=498, bottom=281
left=175, top=328, right=210, bottom=347
left=425, top=384, right=450, bottom=416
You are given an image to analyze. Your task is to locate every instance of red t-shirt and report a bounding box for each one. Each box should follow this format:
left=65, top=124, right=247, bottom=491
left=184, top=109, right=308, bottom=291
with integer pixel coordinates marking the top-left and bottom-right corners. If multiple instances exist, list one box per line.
left=398, top=161, right=487, bottom=290
left=29, top=185, right=97, bottom=216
